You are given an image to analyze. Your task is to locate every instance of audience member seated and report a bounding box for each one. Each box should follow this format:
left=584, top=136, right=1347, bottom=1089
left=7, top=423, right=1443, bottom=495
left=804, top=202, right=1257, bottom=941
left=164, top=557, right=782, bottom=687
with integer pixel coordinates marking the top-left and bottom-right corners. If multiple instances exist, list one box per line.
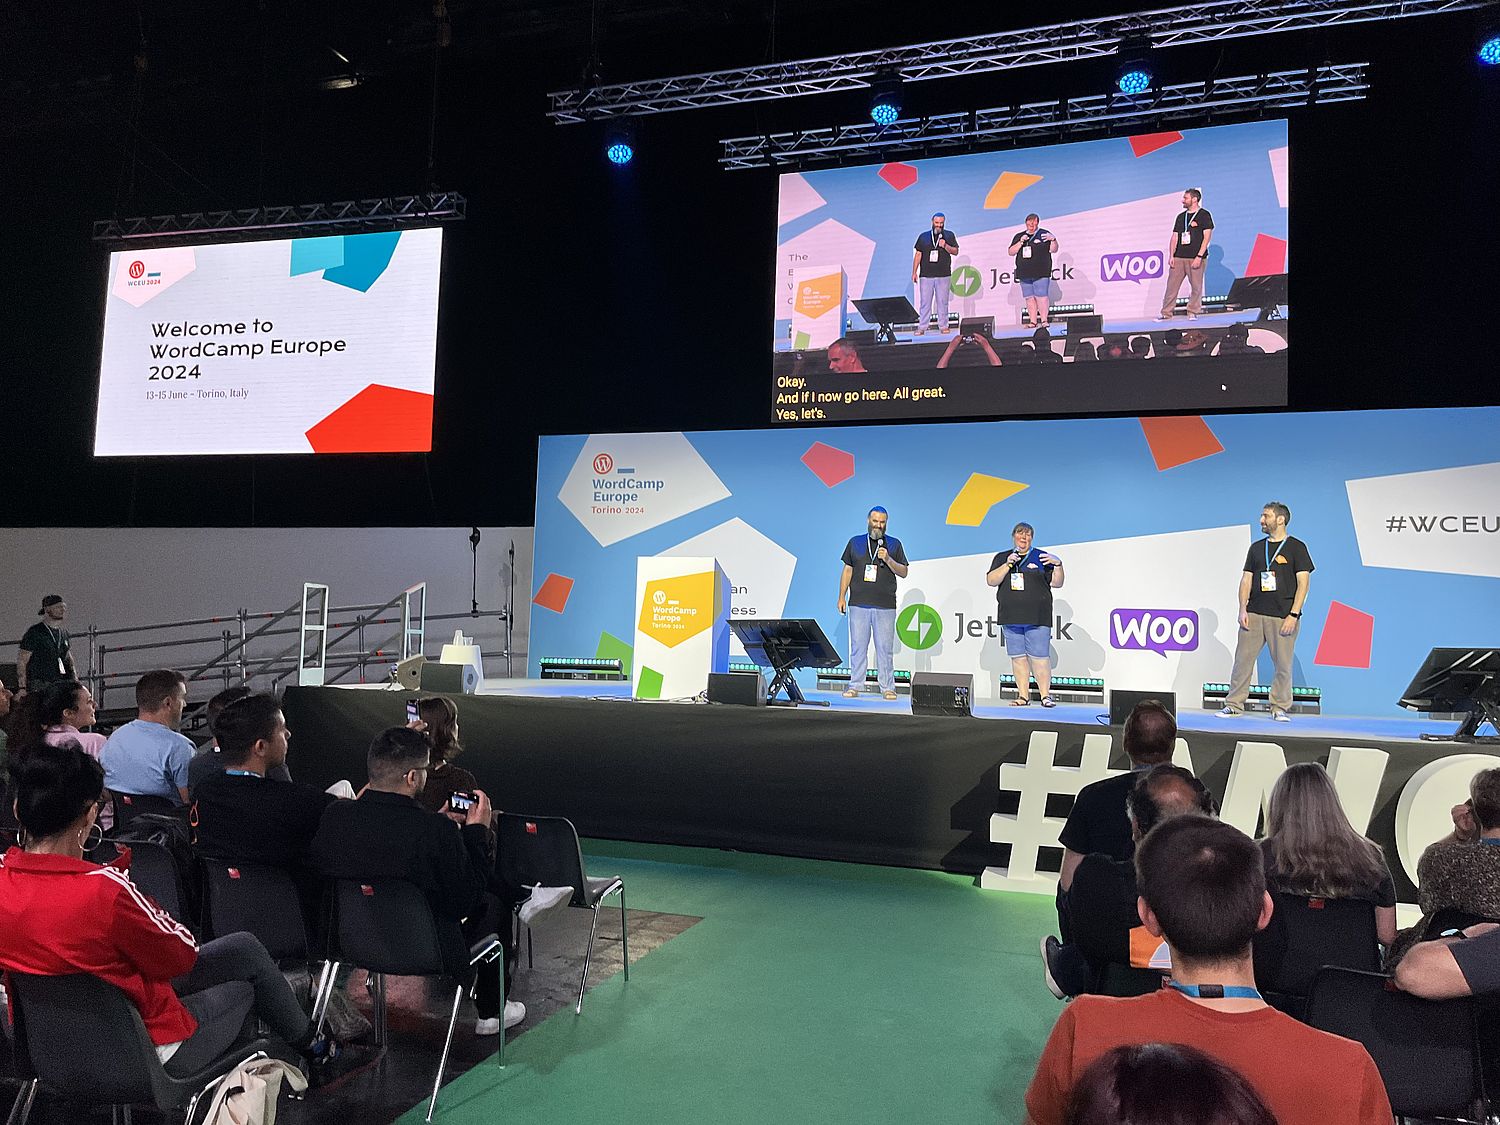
left=188, top=685, right=291, bottom=790
left=309, top=726, right=524, bottom=1035
left=1065, top=1043, right=1277, bottom=1125
left=1043, top=765, right=1215, bottom=999
left=7, top=680, right=106, bottom=762
left=102, top=669, right=195, bottom=806
left=1024, top=815, right=1392, bottom=1125
left=1393, top=921, right=1500, bottom=999
left=1260, top=762, right=1397, bottom=946
left=416, top=695, right=480, bottom=815
left=0, top=741, right=326, bottom=1073
left=0, top=683, right=12, bottom=764
left=1387, top=768, right=1500, bottom=967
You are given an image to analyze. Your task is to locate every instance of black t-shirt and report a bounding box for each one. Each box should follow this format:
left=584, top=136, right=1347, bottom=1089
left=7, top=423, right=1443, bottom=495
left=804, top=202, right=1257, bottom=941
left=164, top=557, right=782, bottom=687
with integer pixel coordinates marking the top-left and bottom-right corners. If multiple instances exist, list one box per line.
left=1010, top=228, right=1055, bottom=281
left=1259, top=839, right=1397, bottom=908
left=1242, top=535, right=1314, bottom=618
left=914, top=229, right=959, bottom=278
left=188, top=746, right=292, bottom=791
left=191, top=770, right=336, bottom=868
left=1059, top=772, right=1138, bottom=861
left=1171, top=207, right=1215, bottom=259
left=990, top=547, right=1056, bottom=626
left=19, top=622, right=71, bottom=687
left=842, top=534, right=908, bottom=610
left=1069, top=853, right=1144, bottom=970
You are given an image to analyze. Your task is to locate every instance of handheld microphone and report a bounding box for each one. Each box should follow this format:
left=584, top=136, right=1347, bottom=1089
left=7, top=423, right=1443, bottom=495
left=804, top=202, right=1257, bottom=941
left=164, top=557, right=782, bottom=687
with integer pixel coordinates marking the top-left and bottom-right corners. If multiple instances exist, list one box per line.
left=873, top=533, right=885, bottom=566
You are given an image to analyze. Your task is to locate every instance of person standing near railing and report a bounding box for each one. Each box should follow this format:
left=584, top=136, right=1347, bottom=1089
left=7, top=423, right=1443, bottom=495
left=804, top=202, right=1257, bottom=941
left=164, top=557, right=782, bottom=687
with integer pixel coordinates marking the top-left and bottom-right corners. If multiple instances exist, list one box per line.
left=16, top=595, right=76, bottom=700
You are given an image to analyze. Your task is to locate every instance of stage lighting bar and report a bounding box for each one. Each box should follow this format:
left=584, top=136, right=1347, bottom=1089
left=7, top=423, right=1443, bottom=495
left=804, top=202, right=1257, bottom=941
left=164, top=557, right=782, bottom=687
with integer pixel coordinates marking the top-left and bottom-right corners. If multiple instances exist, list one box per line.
left=720, top=65, right=1366, bottom=169
left=1201, top=682, right=1322, bottom=714
left=92, top=193, right=468, bottom=246
left=539, top=656, right=627, bottom=681
left=548, top=0, right=1475, bottom=122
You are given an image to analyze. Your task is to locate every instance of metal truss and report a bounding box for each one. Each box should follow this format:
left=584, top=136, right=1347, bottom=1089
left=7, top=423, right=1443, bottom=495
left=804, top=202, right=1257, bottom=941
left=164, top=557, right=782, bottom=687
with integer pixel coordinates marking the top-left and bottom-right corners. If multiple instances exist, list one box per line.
left=92, top=193, right=467, bottom=245
left=719, top=64, right=1365, bottom=170
left=548, top=0, right=1485, bottom=122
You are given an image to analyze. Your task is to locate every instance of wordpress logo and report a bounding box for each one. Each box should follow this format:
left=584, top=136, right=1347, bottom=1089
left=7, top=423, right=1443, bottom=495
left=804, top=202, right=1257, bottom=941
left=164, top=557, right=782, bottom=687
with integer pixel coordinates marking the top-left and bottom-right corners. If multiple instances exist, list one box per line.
left=896, top=603, right=943, bottom=650
left=593, top=453, right=615, bottom=474
left=1100, top=251, right=1165, bottom=285
left=1110, top=608, right=1199, bottom=656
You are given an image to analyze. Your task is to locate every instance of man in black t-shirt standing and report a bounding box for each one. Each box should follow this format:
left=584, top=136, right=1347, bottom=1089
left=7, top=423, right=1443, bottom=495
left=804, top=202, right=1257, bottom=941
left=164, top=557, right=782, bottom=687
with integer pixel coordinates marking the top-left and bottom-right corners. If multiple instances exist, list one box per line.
left=1157, top=187, right=1215, bottom=320
left=986, top=522, right=1065, bottom=706
left=911, top=212, right=959, bottom=335
left=1217, top=501, right=1314, bottom=722
left=1009, top=214, right=1060, bottom=329
left=838, top=506, right=909, bottom=700
left=17, top=595, right=76, bottom=698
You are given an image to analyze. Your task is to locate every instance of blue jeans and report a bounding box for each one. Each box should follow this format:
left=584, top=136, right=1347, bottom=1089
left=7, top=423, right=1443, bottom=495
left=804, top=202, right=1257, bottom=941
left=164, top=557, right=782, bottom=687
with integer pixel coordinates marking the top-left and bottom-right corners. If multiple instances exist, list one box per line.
left=848, top=606, right=897, bottom=693
left=917, top=275, right=950, bottom=331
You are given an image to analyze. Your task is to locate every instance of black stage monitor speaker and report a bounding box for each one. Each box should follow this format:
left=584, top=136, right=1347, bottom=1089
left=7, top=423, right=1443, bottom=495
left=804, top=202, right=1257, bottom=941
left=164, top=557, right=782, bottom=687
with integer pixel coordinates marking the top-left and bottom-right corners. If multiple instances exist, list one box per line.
left=911, top=672, right=973, bottom=718
left=959, top=316, right=995, bottom=338
left=1109, top=689, right=1176, bottom=726
left=707, top=671, right=768, bottom=707
left=420, top=662, right=480, bottom=695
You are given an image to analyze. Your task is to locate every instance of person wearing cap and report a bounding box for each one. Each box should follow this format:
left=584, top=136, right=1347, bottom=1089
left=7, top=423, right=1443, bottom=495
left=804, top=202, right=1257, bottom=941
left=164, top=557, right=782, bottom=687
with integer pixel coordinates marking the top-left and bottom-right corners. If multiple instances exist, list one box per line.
left=17, top=596, right=76, bottom=698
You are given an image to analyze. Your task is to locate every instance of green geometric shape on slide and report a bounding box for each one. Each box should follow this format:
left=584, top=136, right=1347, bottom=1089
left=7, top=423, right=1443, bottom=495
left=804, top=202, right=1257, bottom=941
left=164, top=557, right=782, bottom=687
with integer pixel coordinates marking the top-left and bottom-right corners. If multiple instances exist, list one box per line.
left=896, top=603, right=943, bottom=650
left=792, top=330, right=812, bottom=349
left=595, top=630, right=633, bottom=676
left=636, top=666, right=664, bottom=700
left=949, top=265, right=981, bottom=298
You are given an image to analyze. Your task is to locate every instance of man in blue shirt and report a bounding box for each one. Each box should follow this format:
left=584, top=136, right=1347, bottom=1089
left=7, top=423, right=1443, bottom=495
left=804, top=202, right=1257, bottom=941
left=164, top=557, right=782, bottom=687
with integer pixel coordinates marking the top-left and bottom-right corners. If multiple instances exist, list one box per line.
left=838, top=507, right=909, bottom=700
left=102, top=669, right=195, bottom=804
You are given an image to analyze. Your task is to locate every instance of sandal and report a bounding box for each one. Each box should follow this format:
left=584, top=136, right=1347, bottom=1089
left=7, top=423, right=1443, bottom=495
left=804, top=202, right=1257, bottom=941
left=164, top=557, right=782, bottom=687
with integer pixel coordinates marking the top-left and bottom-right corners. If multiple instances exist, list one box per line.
left=1039, top=696, right=1057, bottom=708
left=883, top=690, right=899, bottom=701
left=1010, top=697, right=1031, bottom=706
left=842, top=688, right=859, bottom=698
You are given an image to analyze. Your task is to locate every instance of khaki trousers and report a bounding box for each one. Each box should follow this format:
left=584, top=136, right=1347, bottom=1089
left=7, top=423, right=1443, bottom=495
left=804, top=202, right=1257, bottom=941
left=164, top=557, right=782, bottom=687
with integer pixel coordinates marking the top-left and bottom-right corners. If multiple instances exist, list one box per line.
left=1226, top=612, right=1298, bottom=713
left=1160, top=256, right=1205, bottom=316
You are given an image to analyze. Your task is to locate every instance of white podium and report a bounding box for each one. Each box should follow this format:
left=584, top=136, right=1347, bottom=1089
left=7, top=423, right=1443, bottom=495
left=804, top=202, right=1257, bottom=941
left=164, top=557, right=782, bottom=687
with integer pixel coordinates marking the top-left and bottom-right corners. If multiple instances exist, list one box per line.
left=633, top=556, right=730, bottom=700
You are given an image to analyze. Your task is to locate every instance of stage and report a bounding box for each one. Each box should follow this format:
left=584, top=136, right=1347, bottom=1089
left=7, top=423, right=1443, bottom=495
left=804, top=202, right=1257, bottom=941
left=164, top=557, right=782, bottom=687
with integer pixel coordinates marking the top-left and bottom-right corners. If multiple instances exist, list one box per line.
left=281, top=680, right=1498, bottom=904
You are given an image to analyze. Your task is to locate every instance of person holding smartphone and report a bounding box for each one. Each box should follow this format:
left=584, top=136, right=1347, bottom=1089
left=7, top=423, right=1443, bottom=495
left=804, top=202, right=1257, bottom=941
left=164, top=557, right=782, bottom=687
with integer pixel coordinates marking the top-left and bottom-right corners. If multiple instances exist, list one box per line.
left=413, top=695, right=481, bottom=815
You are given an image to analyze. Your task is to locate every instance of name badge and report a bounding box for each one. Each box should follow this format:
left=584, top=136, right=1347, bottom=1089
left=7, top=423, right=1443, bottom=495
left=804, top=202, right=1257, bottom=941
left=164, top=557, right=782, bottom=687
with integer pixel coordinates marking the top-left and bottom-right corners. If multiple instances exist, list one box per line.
left=1022, top=246, right=1032, bottom=258
left=929, top=249, right=939, bottom=262
left=1180, top=230, right=1192, bottom=245
left=864, top=564, right=878, bottom=583
left=1260, top=570, right=1277, bottom=592
left=1010, top=571, right=1026, bottom=591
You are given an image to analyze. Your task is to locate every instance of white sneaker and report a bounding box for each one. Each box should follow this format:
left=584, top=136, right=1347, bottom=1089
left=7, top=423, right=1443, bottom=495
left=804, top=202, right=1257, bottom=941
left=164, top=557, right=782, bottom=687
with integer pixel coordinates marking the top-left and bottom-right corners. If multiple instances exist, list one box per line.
left=474, top=1001, right=526, bottom=1036
left=1215, top=706, right=1241, bottom=717
left=1271, top=709, right=1291, bottom=722
left=518, top=884, right=573, bottom=924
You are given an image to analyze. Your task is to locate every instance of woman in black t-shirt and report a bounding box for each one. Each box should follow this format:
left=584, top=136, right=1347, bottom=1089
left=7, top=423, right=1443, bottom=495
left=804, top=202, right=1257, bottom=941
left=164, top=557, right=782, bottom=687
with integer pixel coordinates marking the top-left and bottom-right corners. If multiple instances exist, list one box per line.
left=1260, top=762, right=1398, bottom=945
left=986, top=522, right=1065, bottom=707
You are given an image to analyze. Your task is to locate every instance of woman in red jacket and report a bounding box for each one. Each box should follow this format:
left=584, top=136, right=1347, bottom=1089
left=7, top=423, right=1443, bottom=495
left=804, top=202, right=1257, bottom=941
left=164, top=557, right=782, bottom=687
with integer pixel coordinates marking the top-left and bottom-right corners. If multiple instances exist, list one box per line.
left=0, top=740, right=320, bottom=1074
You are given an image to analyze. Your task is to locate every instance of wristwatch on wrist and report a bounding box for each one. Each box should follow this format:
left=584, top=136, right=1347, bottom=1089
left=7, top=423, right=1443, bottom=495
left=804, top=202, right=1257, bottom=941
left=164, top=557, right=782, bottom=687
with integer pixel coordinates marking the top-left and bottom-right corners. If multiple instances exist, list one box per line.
left=1289, top=611, right=1302, bottom=618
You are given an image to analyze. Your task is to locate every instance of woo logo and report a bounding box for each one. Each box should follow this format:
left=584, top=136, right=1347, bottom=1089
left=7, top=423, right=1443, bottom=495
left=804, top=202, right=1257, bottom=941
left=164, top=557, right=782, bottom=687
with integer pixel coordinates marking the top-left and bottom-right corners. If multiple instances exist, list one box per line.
left=128, top=260, right=146, bottom=279
left=1110, top=608, right=1199, bottom=656
left=1100, top=251, right=1165, bottom=285
left=592, top=453, right=615, bottom=474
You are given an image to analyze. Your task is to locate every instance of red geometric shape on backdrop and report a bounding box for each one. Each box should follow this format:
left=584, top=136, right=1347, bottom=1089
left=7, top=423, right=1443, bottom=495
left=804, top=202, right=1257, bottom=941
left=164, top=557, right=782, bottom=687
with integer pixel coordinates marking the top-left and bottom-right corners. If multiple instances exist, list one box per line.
left=1138, top=416, right=1224, bottom=471
left=532, top=573, right=575, bottom=615
left=1128, top=131, right=1184, bottom=158
left=878, top=163, right=919, bottom=191
left=1244, top=233, right=1289, bottom=277
left=1314, top=601, right=1375, bottom=669
left=800, top=441, right=856, bottom=487
left=304, top=385, right=434, bottom=453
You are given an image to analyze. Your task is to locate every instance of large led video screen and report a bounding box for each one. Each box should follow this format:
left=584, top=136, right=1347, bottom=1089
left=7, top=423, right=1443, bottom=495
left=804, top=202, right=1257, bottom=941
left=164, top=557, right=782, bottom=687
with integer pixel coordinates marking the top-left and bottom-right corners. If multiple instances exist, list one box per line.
left=773, top=120, right=1288, bottom=423
left=95, top=227, right=443, bottom=456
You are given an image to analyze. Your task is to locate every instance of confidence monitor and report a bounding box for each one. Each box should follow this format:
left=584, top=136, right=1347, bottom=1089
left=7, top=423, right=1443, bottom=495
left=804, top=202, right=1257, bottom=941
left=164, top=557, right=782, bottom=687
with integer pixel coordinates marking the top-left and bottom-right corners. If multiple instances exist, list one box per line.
left=1400, top=647, right=1500, bottom=744
left=729, top=618, right=842, bottom=707
left=1109, top=689, right=1176, bottom=727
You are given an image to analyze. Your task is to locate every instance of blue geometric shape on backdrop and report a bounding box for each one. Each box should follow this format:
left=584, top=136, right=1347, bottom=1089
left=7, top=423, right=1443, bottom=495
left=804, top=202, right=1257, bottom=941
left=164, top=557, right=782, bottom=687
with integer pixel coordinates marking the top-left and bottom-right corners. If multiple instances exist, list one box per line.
left=289, top=236, right=346, bottom=276
left=321, top=231, right=402, bottom=292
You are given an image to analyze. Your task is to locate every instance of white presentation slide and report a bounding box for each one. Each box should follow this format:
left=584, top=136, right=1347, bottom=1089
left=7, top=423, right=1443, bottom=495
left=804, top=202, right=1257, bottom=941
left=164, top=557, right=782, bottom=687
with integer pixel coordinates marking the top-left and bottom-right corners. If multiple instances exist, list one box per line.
left=94, top=227, right=443, bottom=456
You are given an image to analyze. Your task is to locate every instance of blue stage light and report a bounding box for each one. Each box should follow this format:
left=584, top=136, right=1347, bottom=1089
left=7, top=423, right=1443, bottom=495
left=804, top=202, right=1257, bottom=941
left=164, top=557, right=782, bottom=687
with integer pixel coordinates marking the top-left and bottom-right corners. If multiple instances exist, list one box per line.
left=1479, top=34, right=1500, bottom=65
left=606, top=140, right=634, bottom=165
left=1117, top=67, right=1152, bottom=94
left=870, top=99, right=900, bottom=126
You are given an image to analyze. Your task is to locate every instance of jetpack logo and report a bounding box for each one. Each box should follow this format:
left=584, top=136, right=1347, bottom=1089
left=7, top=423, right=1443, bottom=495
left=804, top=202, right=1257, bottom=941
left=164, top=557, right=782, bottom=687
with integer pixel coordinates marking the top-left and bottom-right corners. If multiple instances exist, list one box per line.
left=1110, top=608, right=1199, bottom=656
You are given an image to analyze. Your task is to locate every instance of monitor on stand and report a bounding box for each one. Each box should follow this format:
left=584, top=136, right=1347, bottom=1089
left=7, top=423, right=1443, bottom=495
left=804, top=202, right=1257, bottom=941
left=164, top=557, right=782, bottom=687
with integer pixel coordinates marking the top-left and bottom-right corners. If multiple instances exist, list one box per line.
left=1399, top=647, right=1500, bottom=744
left=852, top=296, right=921, bottom=345
left=729, top=618, right=843, bottom=707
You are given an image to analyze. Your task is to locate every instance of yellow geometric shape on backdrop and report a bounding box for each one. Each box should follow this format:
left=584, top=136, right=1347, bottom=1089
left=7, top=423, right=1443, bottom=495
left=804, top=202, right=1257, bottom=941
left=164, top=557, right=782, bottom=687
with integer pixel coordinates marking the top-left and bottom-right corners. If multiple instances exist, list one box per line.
left=946, top=473, right=1029, bottom=526
left=983, top=171, right=1044, bottom=210
left=638, top=571, right=716, bottom=649
left=793, top=271, right=843, bottom=319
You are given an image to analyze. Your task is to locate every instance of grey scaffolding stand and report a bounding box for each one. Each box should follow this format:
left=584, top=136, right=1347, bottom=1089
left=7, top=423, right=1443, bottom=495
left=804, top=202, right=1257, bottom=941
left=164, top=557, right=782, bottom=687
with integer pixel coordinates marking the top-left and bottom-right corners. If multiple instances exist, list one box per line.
left=298, top=583, right=330, bottom=687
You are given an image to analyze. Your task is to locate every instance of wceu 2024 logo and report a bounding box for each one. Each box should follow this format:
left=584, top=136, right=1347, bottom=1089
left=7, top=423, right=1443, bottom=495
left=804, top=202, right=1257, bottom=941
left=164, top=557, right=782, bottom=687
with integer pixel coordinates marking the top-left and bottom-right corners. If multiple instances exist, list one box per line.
left=1110, top=608, right=1199, bottom=656
left=125, top=259, right=163, bottom=288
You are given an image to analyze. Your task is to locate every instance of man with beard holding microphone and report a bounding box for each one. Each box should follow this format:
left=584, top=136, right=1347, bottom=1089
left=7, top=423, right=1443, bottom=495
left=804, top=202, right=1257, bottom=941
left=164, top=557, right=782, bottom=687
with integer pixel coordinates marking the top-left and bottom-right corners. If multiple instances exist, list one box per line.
left=838, top=507, right=909, bottom=701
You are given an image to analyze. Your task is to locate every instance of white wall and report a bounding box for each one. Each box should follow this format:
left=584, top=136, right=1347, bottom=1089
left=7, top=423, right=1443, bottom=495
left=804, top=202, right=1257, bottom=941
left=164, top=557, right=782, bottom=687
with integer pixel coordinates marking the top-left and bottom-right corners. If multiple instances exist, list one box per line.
left=0, top=527, right=533, bottom=702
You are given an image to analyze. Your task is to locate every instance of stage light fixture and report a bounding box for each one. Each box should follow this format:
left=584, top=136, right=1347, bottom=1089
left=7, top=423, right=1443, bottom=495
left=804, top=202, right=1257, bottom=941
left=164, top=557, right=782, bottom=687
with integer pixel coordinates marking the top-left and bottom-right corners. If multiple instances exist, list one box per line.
left=1479, top=33, right=1500, bottom=65
left=1116, top=34, right=1154, bottom=94
left=604, top=126, right=636, bottom=165
left=869, top=75, right=904, bottom=126
left=1117, top=66, right=1152, bottom=94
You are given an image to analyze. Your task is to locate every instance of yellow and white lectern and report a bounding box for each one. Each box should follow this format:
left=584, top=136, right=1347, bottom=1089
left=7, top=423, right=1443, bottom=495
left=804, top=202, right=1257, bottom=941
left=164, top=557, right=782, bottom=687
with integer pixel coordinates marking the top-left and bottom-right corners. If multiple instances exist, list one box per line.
left=633, top=556, right=731, bottom=700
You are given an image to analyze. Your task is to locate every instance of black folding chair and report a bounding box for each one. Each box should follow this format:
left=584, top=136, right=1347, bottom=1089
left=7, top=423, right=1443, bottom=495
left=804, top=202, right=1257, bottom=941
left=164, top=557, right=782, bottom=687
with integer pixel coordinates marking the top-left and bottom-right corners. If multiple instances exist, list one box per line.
left=110, top=792, right=180, bottom=832
left=1306, top=966, right=1489, bottom=1123
left=122, top=840, right=197, bottom=932
left=198, top=860, right=311, bottom=961
left=310, top=879, right=503, bottom=1124
left=1096, top=963, right=1167, bottom=997
left=496, top=813, right=629, bottom=1014
left=1252, top=891, right=1381, bottom=1017
left=5, top=972, right=271, bottom=1125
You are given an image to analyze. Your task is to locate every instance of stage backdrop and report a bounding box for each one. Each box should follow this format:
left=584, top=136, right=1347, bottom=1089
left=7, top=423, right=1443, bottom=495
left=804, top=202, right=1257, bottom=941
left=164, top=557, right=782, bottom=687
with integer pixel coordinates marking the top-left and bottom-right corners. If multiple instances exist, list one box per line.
left=531, top=408, right=1500, bottom=719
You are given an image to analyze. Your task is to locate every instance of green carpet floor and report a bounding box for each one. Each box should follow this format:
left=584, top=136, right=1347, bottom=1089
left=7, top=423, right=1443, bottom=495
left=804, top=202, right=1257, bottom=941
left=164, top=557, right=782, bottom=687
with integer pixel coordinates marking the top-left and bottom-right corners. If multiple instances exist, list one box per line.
left=397, top=841, right=1060, bottom=1125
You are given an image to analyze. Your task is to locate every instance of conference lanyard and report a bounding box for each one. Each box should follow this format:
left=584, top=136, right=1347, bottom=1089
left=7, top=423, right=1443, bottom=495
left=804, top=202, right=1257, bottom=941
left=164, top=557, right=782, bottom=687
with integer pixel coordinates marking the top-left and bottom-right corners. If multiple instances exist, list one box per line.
left=224, top=769, right=259, bottom=778
left=1264, top=538, right=1288, bottom=571
left=1168, top=982, right=1262, bottom=1000
left=1481, top=838, right=1500, bottom=846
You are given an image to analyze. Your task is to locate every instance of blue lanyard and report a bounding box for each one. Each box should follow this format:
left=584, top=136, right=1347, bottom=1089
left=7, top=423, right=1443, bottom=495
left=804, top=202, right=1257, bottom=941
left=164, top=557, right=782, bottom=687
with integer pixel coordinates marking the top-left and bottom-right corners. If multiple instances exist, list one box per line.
left=1169, top=982, right=1262, bottom=1000
left=224, top=769, right=258, bottom=778
left=1264, top=538, right=1286, bottom=571
left=1481, top=838, right=1500, bottom=846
